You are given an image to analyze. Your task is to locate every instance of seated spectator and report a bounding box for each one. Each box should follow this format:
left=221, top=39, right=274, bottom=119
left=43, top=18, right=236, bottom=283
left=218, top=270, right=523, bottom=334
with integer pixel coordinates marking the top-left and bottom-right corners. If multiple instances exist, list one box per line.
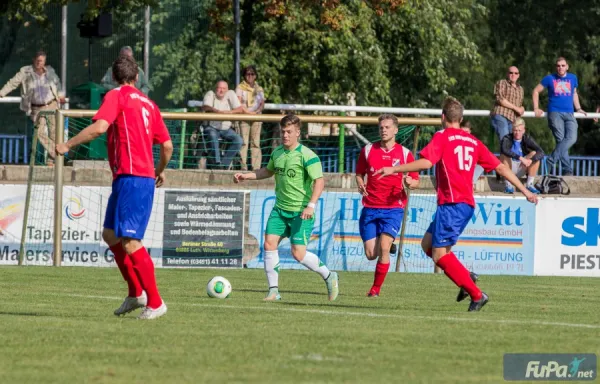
left=500, top=118, right=543, bottom=194
left=460, top=120, right=485, bottom=187
left=101, top=46, right=151, bottom=95
left=236, top=65, right=265, bottom=171
left=202, top=80, right=246, bottom=169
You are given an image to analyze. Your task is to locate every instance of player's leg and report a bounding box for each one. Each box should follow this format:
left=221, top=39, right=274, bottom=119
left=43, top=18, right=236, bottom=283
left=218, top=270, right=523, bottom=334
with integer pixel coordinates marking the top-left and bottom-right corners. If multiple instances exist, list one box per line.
left=370, top=208, right=402, bottom=296
left=102, top=179, right=145, bottom=316
left=114, top=176, right=166, bottom=319
left=290, top=214, right=339, bottom=301
left=359, top=208, right=378, bottom=261
left=429, top=204, right=487, bottom=311
left=263, top=208, right=289, bottom=300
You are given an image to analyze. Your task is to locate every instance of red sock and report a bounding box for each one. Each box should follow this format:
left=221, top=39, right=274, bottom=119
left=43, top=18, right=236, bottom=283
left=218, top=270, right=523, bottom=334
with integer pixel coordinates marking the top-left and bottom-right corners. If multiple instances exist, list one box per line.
left=371, top=262, right=390, bottom=293
left=436, top=252, right=482, bottom=301
left=110, top=243, right=142, bottom=297
left=129, top=247, right=163, bottom=309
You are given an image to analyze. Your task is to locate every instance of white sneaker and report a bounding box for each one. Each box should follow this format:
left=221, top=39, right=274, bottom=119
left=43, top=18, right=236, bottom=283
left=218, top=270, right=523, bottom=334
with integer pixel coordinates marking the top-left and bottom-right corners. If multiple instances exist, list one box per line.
left=138, top=302, right=167, bottom=320
left=114, top=291, right=147, bottom=316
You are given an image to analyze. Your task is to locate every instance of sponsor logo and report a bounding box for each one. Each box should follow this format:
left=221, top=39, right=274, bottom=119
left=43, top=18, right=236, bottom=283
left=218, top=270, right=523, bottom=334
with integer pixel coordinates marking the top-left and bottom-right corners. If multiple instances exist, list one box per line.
left=64, top=197, right=86, bottom=221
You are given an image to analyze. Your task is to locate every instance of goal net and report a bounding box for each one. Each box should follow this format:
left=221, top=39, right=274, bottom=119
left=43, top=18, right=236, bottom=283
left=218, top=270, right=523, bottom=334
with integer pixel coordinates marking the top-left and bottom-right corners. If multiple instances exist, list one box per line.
left=3, top=110, right=438, bottom=274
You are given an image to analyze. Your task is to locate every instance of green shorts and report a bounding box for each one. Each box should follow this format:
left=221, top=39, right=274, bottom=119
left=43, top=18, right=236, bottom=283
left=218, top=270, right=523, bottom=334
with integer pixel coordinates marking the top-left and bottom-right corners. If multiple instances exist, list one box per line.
left=265, top=207, right=314, bottom=245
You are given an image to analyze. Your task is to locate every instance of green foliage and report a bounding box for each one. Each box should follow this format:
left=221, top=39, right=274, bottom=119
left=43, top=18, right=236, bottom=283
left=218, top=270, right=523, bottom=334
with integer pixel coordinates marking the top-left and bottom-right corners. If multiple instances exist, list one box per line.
left=0, top=0, right=157, bottom=22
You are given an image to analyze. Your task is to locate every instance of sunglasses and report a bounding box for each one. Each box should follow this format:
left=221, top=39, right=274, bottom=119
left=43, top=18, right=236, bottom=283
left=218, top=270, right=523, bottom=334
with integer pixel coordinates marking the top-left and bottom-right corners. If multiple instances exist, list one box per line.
left=509, top=72, right=519, bottom=75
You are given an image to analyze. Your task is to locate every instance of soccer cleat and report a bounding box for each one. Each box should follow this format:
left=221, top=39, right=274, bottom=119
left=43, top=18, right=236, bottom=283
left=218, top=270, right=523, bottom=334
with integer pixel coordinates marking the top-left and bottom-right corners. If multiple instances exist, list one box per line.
left=367, top=288, right=380, bottom=298
left=504, top=185, right=515, bottom=194
left=468, top=292, right=489, bottom=312
left=263, top=287, right=281, bottom=301
left=325, top=272, right=339, bottom=301
left=456, top=272, right=479, bottom=302
left=138, top=302, right=167, bottom=320
left=526, top=185, right=540, bottom=194
left=114, top=291, right=147, bottom=316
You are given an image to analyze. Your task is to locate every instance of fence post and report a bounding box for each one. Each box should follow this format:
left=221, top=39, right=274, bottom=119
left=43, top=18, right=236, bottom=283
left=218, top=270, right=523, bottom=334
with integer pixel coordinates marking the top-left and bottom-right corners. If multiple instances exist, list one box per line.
left=53, top=110, right=65, bottom=267
left=395, top=126, right=420, bottom=272
left=338, top=112, right=345, bottom=173
left=18, top=125, right=41, bottom=266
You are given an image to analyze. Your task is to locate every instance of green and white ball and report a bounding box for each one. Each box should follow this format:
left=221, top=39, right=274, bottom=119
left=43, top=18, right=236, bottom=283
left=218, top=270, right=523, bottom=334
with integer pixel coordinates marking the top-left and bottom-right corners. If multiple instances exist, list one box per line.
left=206, top=276, right=232, bottom=299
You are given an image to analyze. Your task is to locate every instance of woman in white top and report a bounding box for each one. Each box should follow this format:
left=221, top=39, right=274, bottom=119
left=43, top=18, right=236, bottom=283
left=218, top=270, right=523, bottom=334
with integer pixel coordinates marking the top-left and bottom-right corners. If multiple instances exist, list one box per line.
left=236, top=65, right=265, bottom=171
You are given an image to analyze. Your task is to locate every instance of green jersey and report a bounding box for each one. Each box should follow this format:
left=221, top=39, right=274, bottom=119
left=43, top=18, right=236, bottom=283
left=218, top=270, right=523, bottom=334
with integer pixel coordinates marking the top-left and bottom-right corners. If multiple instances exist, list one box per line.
left=267, top=144, right=323, bottom=212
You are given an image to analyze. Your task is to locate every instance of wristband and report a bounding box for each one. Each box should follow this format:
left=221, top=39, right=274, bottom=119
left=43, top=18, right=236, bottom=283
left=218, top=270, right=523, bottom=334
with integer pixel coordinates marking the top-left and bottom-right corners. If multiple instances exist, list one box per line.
left=307, top=202, right=316, bottom=209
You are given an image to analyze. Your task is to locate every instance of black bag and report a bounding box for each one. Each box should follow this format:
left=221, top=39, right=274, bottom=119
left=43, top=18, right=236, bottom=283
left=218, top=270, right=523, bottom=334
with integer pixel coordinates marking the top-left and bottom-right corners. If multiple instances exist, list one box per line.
left=535, top=175, right=570, bottom=195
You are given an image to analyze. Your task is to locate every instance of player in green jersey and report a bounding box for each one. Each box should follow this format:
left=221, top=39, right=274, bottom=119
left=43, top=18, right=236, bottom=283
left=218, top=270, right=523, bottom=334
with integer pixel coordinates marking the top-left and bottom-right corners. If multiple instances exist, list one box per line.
left=234, top=114, right=339, bottom=301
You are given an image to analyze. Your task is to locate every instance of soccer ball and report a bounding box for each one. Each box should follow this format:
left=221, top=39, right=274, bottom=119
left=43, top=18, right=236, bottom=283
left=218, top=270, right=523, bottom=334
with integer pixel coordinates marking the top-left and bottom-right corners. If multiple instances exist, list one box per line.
left=206, top=276, right=232, bottom=299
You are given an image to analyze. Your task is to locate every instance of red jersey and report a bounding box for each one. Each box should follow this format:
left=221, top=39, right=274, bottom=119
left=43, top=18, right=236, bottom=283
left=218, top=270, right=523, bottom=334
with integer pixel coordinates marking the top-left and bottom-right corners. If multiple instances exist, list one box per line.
left=356, top=142, right=419, bottom=208
left=93, top=86, right=171, bottom=180
left=419, top=127, right=500, bottom=207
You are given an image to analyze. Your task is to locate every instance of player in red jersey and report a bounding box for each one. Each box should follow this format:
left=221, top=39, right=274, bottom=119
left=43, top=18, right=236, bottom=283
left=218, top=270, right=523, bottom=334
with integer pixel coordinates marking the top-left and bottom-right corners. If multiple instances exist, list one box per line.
left=56, top=56, right=173, bottom=320
left=356, top=114, right=419, bottom=297
left=377, top=97, right=538, bottom=311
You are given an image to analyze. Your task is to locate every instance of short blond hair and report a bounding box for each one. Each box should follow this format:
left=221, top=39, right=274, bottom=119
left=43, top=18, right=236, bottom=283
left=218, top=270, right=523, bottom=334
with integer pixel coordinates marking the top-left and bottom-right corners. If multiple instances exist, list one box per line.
left=514, top=117, right=526, bottom=128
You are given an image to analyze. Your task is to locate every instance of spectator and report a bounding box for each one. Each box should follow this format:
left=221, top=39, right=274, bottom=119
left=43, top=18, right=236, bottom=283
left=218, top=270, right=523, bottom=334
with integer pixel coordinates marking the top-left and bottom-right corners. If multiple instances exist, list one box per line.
left=202, top=80, right=245, bottom=169
left=101, top=46, right=151, bottom=95
left=533, top=57, right=586, bottom=176
left=236, top=65, right=265, bottom=171
left=0, top=50, right=65, bottom=165
left=500, top=118, right=543, bottom=194
left=490, top=66, right=525, bottom=147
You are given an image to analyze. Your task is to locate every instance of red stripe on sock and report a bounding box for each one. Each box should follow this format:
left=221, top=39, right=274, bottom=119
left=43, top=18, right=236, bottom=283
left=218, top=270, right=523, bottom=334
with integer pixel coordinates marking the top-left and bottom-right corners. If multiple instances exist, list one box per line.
left=110, top=243, right=142, bottom=297
left=129, top=247, right=163, bottom=309
left=436, top=252, right=481, bottom=301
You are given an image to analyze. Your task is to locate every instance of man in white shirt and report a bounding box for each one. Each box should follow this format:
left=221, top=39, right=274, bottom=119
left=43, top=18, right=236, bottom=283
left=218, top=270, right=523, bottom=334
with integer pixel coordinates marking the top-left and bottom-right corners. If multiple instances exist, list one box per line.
left=202, top=80, right=246, bottom=169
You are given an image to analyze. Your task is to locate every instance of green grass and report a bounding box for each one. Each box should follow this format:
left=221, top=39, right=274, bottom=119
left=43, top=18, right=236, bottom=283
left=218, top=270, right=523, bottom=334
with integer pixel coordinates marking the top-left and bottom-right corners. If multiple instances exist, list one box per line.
left=0, top=267, right=599, bottom=384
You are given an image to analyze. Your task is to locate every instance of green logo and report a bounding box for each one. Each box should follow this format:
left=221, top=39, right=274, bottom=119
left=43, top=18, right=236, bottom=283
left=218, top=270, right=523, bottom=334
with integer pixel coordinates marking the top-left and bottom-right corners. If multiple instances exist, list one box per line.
left=214, top=281, right=224, bottom=293
left=287, top=169, right=296, bottom=178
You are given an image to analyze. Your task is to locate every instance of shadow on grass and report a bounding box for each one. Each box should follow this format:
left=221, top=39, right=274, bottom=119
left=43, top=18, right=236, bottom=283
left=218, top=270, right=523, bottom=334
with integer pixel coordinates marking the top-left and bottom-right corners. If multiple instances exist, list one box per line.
left=0, top=311, right=50, bottom=317
left=278, top=301, right=389, bottom=311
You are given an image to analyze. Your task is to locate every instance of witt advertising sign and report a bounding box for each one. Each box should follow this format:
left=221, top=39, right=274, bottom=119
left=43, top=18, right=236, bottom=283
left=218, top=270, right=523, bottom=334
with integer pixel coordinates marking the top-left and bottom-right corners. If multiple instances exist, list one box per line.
left=247, top=191, right=536, bottom=275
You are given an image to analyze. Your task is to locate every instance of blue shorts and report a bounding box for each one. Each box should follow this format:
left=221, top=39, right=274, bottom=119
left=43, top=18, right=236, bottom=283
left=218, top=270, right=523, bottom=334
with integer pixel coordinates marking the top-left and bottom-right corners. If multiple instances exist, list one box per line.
left=426, top=203, right=474, bottom=248
left=104, top=175, right=155, bottom=240
left=359, top=207, right=404, bottom=242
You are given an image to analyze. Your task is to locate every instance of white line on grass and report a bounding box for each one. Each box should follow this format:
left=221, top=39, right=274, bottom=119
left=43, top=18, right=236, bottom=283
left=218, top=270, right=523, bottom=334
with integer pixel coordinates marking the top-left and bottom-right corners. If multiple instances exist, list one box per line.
left=61, top=293, right=600, bottom=330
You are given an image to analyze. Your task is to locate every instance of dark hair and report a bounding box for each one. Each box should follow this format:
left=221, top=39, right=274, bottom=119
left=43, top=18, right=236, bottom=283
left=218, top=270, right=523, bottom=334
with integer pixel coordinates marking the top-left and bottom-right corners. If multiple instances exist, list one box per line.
left=112, top=55, right=138, bottom=85
left=242, top=65, right=258, bottom=80
left=460, top=120, right=471, bottom=129
left=280, top=113, right=301, bottom=128
left=442, top=97, right=464, bottom=123
left=34, top=50, right=47, bottom=59
left=378, top=113, right=398, bottom=127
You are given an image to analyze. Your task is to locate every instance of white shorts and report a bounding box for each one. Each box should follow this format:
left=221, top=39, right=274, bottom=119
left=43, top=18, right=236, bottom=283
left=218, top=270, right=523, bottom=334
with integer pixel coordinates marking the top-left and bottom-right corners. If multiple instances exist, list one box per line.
left=511, top=160, right=527, bottom=178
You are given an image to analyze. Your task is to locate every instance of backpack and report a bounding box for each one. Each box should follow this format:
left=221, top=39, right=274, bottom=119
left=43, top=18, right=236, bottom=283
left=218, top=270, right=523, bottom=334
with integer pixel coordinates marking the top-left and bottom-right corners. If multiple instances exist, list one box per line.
left=535, top=175, right=570, bottom=195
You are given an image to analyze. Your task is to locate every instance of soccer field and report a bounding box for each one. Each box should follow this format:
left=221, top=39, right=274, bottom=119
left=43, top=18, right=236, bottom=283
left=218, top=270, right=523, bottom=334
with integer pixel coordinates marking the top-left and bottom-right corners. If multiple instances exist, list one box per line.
left=0, top=267, right=598, bottom=384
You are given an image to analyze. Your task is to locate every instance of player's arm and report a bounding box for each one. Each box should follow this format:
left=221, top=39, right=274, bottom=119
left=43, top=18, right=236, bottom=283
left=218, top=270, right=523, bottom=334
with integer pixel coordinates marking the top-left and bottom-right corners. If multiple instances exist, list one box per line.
left=376, top=158, right=433, bottom=178
left=404, top=152, right=420, bottom=189
left=56, top=120, right=109, bottom=155
left=355, top=147, right=368, bottom=196
left=154, top=140, right=174, bottom=187
left=495, top=163, right=538, bottom=204
left=234, top=167, right=275, bottom=183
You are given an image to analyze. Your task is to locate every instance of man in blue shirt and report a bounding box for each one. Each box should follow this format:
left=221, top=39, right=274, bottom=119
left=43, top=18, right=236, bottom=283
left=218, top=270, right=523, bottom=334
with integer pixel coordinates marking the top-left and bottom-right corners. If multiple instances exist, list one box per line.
left=532, top=57, right=586, bottom=176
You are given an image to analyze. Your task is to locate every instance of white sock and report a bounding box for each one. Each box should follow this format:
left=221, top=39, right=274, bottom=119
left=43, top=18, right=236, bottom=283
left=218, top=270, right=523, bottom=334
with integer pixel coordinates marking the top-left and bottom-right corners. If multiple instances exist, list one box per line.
left=527, top=176, right=535, bottom=187
left=264, top=250, right=280, bottom=289
left=300, top=251, right=330, bottom=280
